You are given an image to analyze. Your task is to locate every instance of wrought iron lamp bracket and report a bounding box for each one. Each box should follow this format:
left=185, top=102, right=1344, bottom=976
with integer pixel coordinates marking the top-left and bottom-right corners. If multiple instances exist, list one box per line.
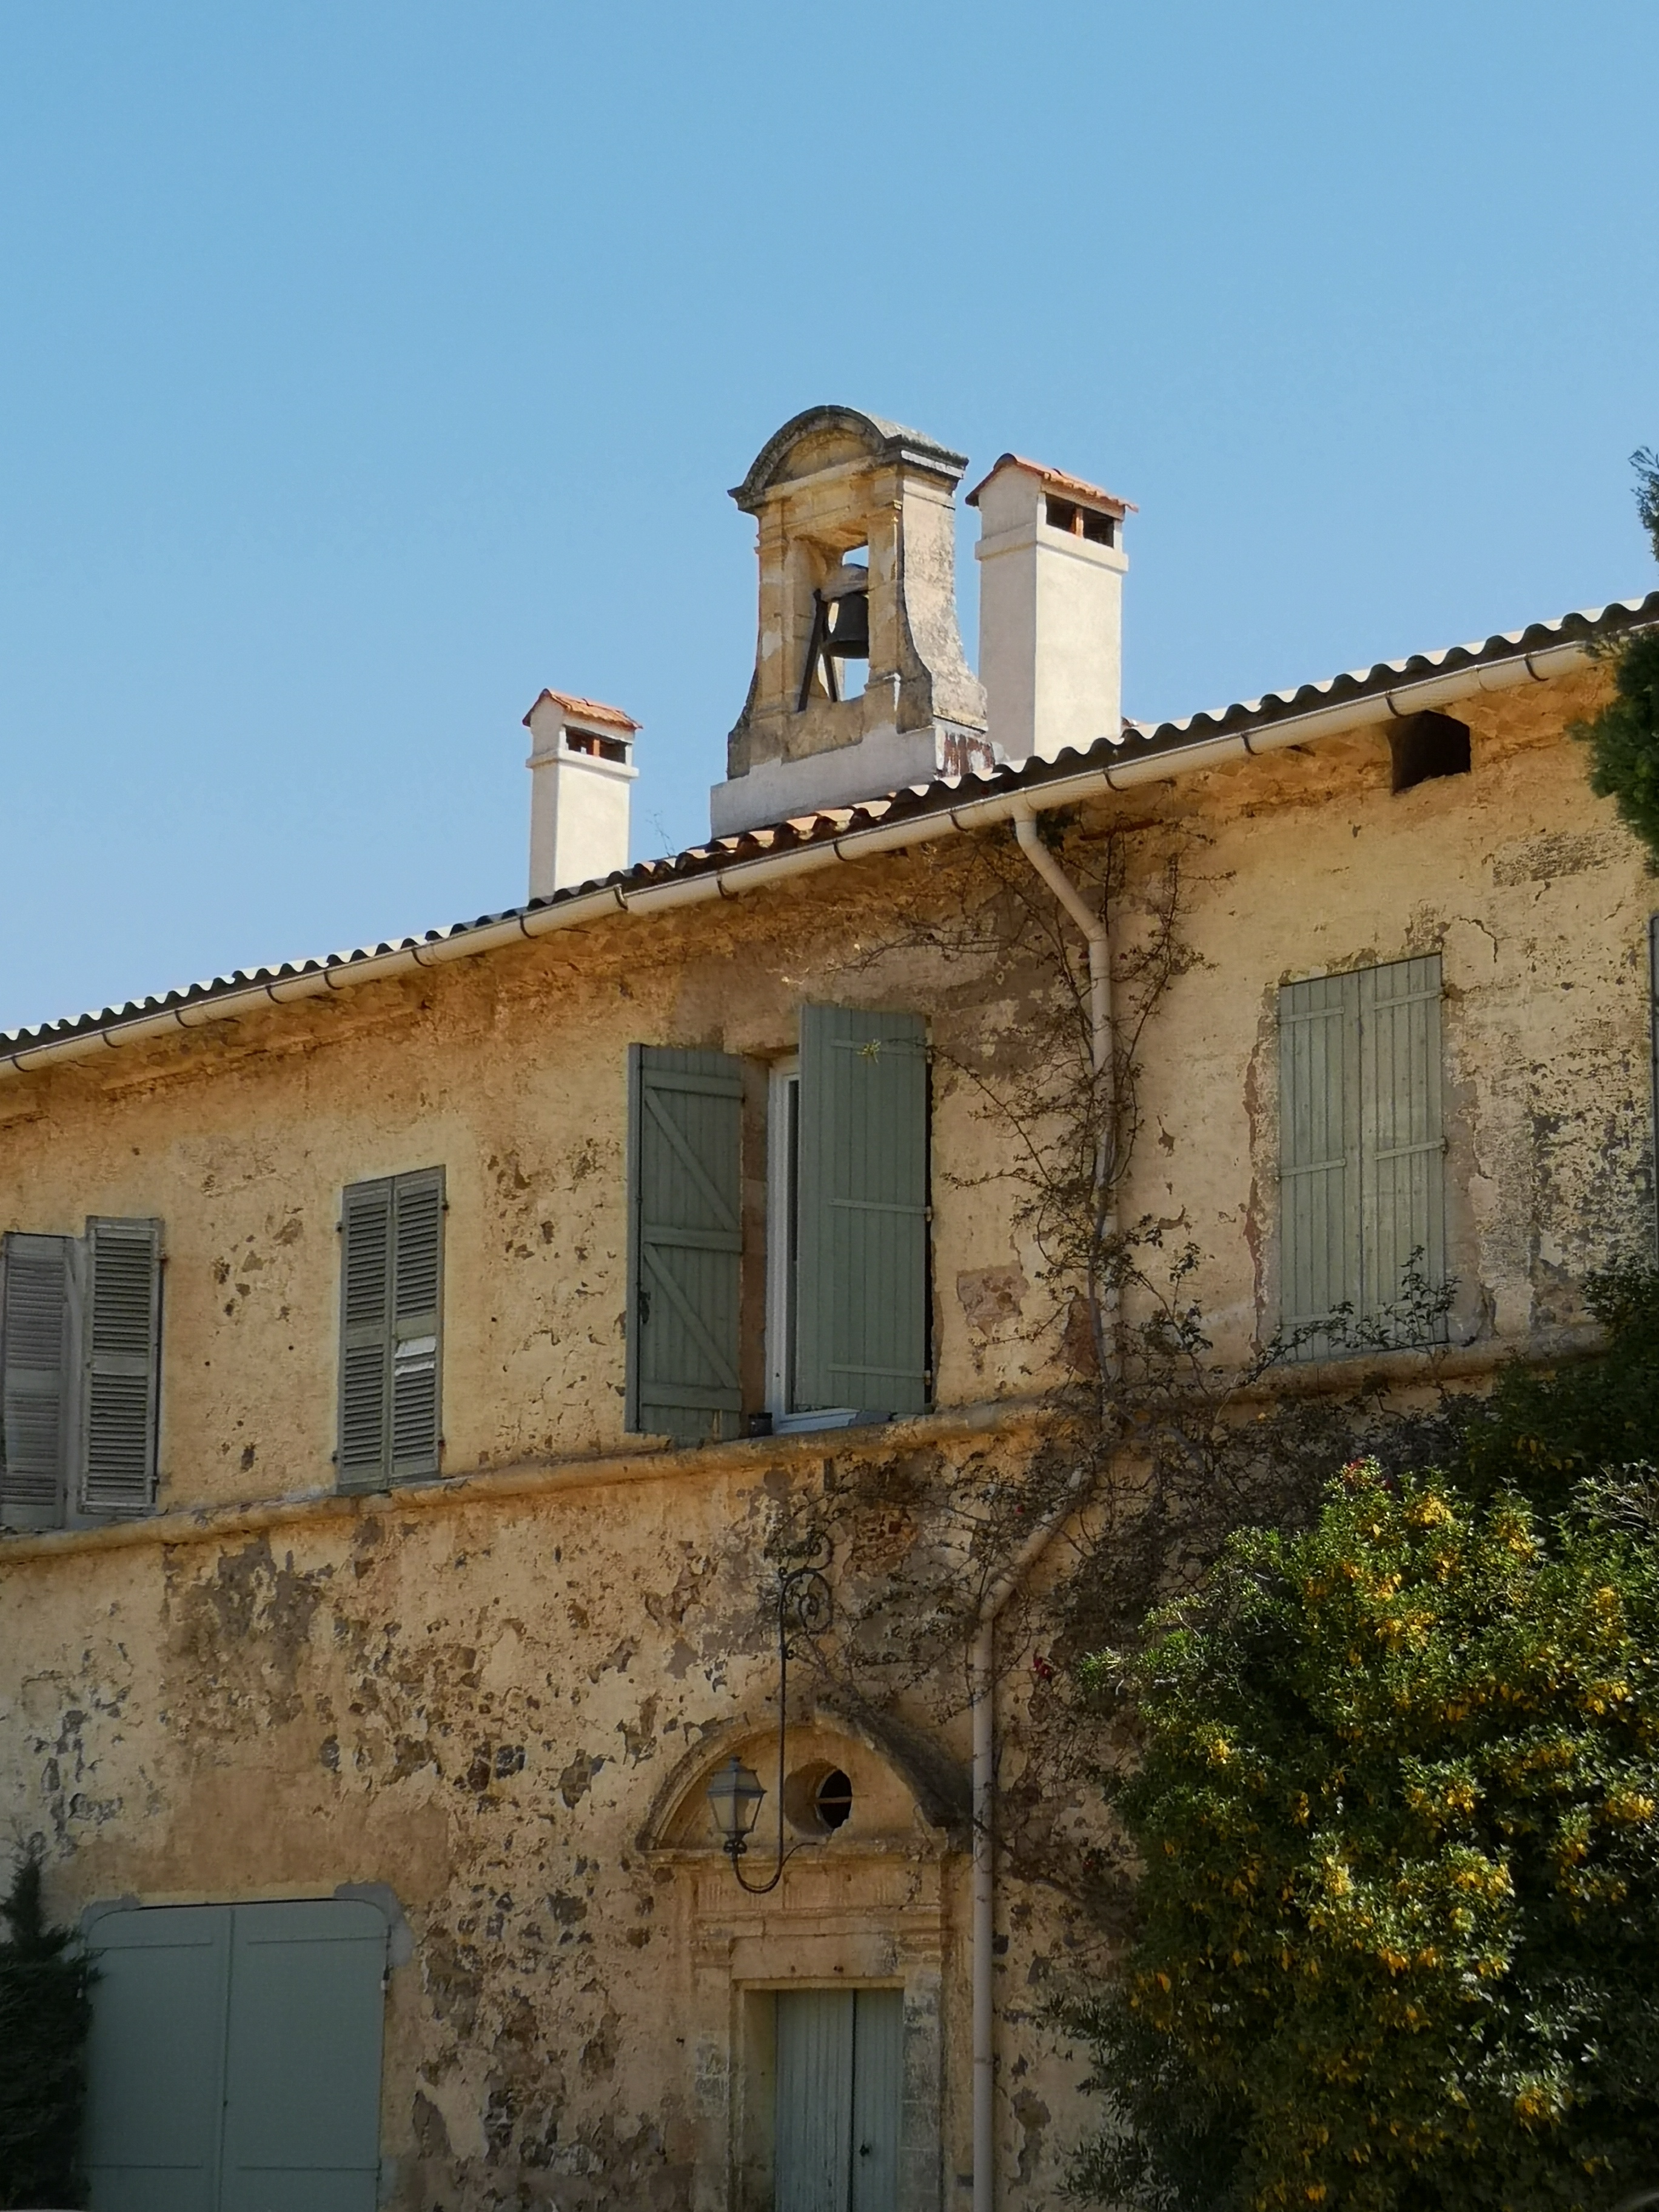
left=719, top=1529, right=834, bottom=1894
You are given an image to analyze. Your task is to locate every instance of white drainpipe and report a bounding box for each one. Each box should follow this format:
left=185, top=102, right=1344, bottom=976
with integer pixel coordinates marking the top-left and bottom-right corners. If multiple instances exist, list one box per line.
left=973, top=813, right=1114, bottom=2212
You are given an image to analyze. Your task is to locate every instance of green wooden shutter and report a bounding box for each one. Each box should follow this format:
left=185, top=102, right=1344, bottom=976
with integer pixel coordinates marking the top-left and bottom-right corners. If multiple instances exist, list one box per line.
left=777, top=1989, right=855, bottom=2212
left=850, top=1989, right=903, bottom=2212
left=84, top=1903, right=232, bottom=2211
left=1279, top=973, right=1362, bottom=1355
left=1359, top=956, right=1446, bottom=1335
left=796, top=1007, right=929, bottom=1416
left=80, top=1216, right=162, bottom=1517
left=218, top=1899, right=387, bottom=2211
left=1649, top=914, right=1658, bottom=1262
left=1281, top=959, right=1446, bottom=1354
left=338, top=1178, right=393, bottom=1489
left=340, top=1171, right=443, bottom=1489
left=389, top=1168, right=443, bottom=1481
left=0, top=1231, right=73, bottom=1530
left=626, top=1047, right=744, bottom=1444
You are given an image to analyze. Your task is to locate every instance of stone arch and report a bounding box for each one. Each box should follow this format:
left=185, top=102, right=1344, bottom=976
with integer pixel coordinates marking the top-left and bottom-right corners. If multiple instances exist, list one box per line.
left=637, top=1700, right=968, bottom=1855
left=728, top=405, right=968, bottom=514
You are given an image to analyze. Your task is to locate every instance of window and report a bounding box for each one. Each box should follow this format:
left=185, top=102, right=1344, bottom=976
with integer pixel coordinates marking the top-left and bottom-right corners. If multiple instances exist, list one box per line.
left=626, top=1008, right=930, bottom=1444
left=82, top=1897, right=387, bottom=2208
left=0, top=1216, right=162, bottom=1531
left=1279, top=956, right=1447, bottom=1357
left=337, top=1168, right=444, bottom=1490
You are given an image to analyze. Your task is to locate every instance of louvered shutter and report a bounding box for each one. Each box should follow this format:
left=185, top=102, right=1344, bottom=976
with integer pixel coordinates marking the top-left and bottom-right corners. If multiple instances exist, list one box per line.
left=1279, top=973, right=1362, bottom=1356
left=796, top=1006, right=929, bottom=1416
left=389, top=1167, right=443, bottom=1481
left=1, top=1232, right=74, bottom=1530
left=1359, top=956, right=1446, bottom=1336
left=626, top=1048, right=744, bottom=1444
left=1649, top=915, right=1658, bottom=1261
left=339, top=1178, right=394, bottom=1489
left=1280, top=959, right=1446, bottom=1355
left=339, top=1170, right=444, bottom=1489
left=79, top=1217, right=162, bottom=1517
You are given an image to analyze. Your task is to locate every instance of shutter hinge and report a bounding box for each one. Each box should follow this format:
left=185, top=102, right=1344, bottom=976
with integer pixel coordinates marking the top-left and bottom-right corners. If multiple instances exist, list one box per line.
left=924, top=1205, right=934, bottom=1224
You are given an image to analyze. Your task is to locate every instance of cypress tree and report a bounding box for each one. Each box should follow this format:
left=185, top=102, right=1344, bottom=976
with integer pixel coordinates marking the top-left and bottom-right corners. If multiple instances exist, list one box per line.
left=0, top=1847, right=95, bottom=2211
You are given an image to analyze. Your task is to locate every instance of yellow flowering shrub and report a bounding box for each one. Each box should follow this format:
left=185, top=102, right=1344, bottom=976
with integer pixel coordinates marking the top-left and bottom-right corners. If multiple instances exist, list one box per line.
left=1065, top=1464, right=1659, bottom=2212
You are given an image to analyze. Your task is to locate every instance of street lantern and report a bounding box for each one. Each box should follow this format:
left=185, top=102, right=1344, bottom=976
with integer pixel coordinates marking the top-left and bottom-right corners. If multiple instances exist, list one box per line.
left=706, top=1532, right=833, bottom=1894
left=705, top=1757, right=766, bottom=1852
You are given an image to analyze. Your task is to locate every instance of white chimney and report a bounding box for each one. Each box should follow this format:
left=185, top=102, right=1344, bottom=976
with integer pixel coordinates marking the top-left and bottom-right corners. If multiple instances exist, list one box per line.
left=968, top=455, right=1132, bottom=763
left=524, top=689, right=640, bottom=900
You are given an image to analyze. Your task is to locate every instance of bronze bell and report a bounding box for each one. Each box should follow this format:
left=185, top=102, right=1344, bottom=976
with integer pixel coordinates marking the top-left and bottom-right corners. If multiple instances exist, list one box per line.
left=824, top=586, right=870, bottom=660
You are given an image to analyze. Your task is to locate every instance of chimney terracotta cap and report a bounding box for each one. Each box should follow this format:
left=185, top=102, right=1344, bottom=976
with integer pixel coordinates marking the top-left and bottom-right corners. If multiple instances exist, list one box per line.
left=965, top=454, right=1136, bottom=516
left=522, top=689, right=640, bottom=733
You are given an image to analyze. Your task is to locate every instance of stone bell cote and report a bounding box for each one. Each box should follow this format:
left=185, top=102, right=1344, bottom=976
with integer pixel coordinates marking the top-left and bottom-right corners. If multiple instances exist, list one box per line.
left=711, top=406, right=990, bottom=837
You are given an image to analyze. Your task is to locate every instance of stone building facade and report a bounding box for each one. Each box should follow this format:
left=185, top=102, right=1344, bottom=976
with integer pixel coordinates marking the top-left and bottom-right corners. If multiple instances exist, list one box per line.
left=1, top=406, right=1656, bottom=2211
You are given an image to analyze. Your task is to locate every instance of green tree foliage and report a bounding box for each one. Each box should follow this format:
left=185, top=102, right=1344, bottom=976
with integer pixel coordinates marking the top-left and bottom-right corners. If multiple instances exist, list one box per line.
left=1574, top=447, right=1659, bottom=865
left=1457, top=1264, right=1659, bottom=1516
left=0, top=1847, right=95, bottom=2211
left=1065, top=1464, right=1659, bottom=2212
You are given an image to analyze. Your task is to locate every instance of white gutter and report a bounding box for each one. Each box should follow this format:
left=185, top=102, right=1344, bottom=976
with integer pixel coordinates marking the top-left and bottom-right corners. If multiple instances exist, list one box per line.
left=0, top=632, right=1603, bottom=1083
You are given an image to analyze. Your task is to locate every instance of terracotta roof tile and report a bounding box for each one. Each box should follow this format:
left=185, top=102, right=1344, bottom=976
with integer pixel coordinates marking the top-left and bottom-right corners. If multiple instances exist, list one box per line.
left=520, top=689, right=640, bottom=732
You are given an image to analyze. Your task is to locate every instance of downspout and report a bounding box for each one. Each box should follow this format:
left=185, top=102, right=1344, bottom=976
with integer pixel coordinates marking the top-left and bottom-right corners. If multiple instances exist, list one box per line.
left=971, top=1475, right=1094, bottom=2212
left=972, top=810, right=1115, bottom=2212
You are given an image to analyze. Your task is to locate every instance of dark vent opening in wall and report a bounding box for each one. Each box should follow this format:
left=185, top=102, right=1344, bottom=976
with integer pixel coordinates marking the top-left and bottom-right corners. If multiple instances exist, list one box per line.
left=1044, top=496, right=1079, bottom=534
left=1080, top=508, right=1116, bottom=547
left=1389, top=711, right=1472, bottom=794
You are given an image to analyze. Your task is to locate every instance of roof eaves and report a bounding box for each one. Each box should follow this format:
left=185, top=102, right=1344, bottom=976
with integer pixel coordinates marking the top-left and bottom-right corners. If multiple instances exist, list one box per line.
left=4, top=589, right=1655, bottom=1068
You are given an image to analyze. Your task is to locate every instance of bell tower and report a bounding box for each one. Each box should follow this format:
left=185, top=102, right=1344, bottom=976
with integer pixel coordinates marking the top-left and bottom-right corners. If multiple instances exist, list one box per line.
left=711, top=406, right=989, bottom=837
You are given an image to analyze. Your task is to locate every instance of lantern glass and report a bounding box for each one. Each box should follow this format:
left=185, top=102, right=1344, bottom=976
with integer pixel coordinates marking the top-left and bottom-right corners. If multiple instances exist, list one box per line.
left=706, top=1757, right=766, bottom=1843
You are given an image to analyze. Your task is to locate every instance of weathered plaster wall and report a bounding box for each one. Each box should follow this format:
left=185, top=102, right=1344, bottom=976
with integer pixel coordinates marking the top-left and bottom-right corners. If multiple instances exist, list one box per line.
left=0, top=1432, right=1102, bottom=2210
left=2, top=668, right=1654, bottom=2208
left=1105, top=664, right=1655, bottom=1364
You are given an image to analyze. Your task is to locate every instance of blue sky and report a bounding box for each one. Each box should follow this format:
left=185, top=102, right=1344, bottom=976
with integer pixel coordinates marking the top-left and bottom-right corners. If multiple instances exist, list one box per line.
left=2, top=2, right=1656, bottom=1036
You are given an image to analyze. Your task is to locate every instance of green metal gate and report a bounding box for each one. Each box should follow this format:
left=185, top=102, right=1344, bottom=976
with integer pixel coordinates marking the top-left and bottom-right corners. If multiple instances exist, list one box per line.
left=82, top=1898, right=387, bottom=2211
left=776, top=1988, right=903, bottom=2212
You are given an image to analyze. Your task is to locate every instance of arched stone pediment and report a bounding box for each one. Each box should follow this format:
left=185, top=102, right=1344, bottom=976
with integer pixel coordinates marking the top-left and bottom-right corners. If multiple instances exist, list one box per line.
left=638, top=1699, right=969, bottom=1855
left=729, top=406, right=970, bottom=514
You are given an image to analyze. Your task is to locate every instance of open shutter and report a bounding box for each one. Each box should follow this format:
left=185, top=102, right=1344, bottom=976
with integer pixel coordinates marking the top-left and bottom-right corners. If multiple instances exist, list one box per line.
left=390, top=1167, right=443, bottom=1481
left=1, top=1232, right=74, bottom=1530
left=626, top=1048, right=744, bottom=1444
left=1649, top=914, right=1658, bottom=1263
left=1359, top=955, right=1446, bottom=1335
left=796, top=1006, right=929, bottom=1417
left=339, top=1178, right=394, bottom=1489
left=1279, top=973, right=1361, bottom=1356
left=80, top=1217, right=161, bottom=1517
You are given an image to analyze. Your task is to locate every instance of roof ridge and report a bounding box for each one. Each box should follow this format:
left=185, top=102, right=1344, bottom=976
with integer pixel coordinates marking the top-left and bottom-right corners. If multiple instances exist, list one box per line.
left=5, top=588, right=1654, bottom=1057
